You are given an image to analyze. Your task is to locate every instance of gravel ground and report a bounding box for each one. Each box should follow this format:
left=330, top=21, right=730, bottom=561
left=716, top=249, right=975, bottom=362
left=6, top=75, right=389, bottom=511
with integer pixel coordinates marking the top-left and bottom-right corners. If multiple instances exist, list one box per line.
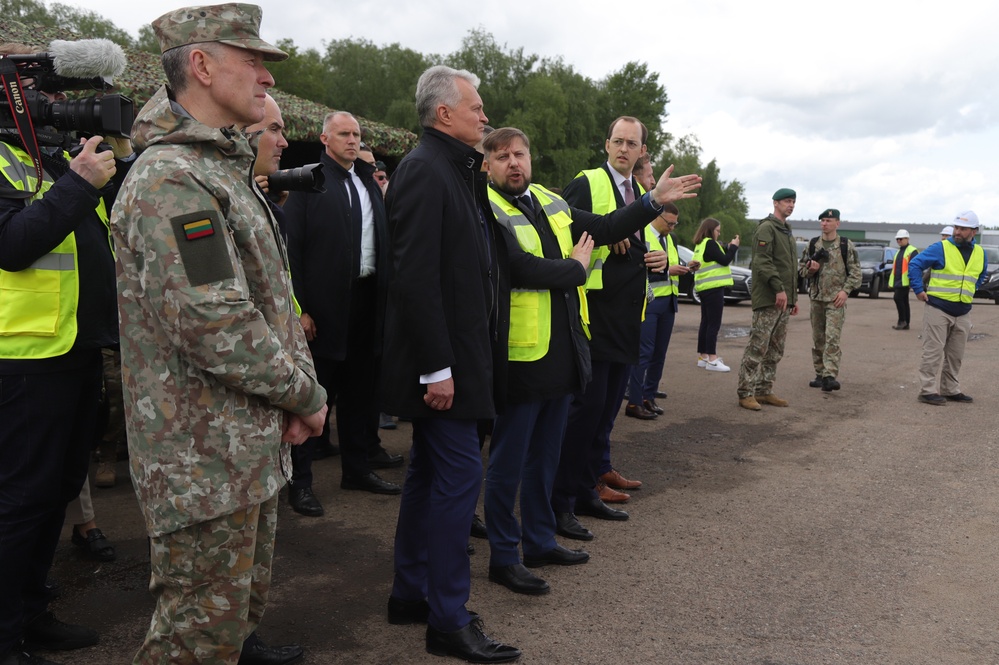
left=50, top=295, right=999, bottom=664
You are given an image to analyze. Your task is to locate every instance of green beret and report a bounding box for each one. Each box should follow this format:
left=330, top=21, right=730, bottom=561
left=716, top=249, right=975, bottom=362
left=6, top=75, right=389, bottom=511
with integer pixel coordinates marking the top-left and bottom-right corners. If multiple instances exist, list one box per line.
left=152, top=3, right=288, bottom=61
left=818, top=208, right=840, bottom=220
left=772, top=188, right=796, bottom=201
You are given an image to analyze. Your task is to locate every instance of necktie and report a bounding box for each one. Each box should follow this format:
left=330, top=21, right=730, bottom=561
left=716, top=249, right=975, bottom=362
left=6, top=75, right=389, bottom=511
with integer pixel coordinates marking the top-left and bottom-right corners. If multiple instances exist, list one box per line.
left=623, top=181, right=635, bottom=205
left=345, top=175, right=363, bottom=275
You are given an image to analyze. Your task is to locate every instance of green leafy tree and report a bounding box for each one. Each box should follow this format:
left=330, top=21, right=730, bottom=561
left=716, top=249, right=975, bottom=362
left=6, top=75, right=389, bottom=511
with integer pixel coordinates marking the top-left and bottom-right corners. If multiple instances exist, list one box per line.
left=267, top=39, right=327, bottom=105
left=446, top=28, right=536, bottom=128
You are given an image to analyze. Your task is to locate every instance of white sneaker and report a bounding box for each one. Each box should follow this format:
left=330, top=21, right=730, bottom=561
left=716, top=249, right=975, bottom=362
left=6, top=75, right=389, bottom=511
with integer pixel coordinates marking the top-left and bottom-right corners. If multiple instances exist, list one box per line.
left=697, top=357, right=707, bottom=368
left=705, top=358, right=730, bottom=372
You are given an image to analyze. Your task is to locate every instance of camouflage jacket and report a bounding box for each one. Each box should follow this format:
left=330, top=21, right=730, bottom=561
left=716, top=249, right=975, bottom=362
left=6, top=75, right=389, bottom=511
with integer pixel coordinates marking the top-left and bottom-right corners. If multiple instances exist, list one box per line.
left=798, top=235, right=862, bottom=301
left=111, top=86, right=327, bottom=537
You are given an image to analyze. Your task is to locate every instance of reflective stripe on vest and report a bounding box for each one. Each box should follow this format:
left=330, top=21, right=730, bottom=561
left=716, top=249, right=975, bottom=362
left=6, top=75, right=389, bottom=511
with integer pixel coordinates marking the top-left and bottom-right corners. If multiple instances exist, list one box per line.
left=576, top=168, right=645, bottom=291
left=926, top=241, right=983, bottom=304
left=489, top=183, right=590, bottom=361
left=889, top=244, right=917, bottom=288
left=692, top=238, right=734, bottom=292
left=0, top=142, right=107, bottom=359
left=644, top=225, right=680, bottom=297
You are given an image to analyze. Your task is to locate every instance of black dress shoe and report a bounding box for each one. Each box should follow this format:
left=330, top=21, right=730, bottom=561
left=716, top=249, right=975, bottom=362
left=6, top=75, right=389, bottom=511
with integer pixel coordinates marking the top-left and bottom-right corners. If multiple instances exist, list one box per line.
left=289, top=487, right=324, bottom=517
left=821, top=376, right=841, bottom=392
left=71, top=527, right=115, bottom=562
left=643, top=399, right=664, bottom=415
left=312, top=441, right=340, bottom=460
left=809, top=374, right=823, bottom=388
left=388, top=596, right=430, bottom=625
left=574, top=497, right=629, bottom=521
left=624, top=403, right=657, bottom=420
left=426, top=620, right=521, bottom=663
left=488, top=564, right=549, bottom=595
left=341, top=472, right=402, bottom=495
left=654, top=390, right=668, bottom=399
left=892, top=323, right=909, bottom=330
left=918, top=393, right=947, bottom=406
left=23, top=611, right=97, bottom=651
left=555, top=512, right=593, bottom=541
left=368, top=449, right=404, bottom=469
left=238, top=634, right=303, bottom=665
left=470, top=514, right=488, bottom=539
left=523, top=544, right=589, bottom=568
left=944, top=392, right=973, bottom=403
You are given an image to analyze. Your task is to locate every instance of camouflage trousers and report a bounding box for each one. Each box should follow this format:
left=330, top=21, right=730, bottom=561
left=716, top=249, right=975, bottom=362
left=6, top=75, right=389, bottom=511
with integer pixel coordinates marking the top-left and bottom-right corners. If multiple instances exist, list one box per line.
left=810, top=299, right=847, bottom=378
left=737, top=306, right=790, bottom=398
left=134, top=495, right=278, bottom=665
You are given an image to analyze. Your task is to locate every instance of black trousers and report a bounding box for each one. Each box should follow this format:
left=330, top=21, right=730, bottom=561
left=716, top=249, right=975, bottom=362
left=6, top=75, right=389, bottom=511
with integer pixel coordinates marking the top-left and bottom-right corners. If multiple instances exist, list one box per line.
left=0, top=353, right=102, bottom=653
left=293, top=277, right=381, bottom=486
left=894, top=286, right=911, bottom=325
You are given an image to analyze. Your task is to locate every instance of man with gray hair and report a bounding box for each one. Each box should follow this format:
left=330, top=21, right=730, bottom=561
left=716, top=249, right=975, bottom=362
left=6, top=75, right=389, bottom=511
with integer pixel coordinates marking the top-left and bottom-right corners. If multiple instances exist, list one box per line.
left=111, top=5, right=327, bottom=663
left=382, top=65, right=520, bottom=663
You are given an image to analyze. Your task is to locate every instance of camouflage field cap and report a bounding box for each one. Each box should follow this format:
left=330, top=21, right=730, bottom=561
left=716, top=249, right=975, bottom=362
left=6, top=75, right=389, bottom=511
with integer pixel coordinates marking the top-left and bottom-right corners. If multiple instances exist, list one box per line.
left=152, top=3, right=288, bottom=62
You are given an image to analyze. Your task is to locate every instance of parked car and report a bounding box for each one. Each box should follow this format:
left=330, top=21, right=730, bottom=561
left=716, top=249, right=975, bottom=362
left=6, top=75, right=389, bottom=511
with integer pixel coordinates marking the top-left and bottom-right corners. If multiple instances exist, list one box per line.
left=851, top=244, right=892, bottom=298
left=676, top=245, right=751, bottom=304
left=973, top=245, right=999, bottom=303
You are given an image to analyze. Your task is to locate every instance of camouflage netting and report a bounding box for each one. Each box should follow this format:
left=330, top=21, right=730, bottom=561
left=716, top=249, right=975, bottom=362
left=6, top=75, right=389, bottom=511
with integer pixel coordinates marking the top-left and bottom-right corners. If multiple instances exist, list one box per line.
left=0, top=19, right=418, bottom=156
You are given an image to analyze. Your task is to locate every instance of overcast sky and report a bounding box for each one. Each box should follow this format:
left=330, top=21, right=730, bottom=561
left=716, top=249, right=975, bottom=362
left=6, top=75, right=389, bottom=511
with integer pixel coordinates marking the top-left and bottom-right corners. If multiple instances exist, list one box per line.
left=68, top=0, right=999, bottom=226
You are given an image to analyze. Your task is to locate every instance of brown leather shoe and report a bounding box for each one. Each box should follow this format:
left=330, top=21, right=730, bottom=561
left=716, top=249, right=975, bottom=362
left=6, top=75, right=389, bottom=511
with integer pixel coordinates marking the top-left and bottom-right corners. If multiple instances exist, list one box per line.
left=624, top=404, right=657, bottom=420
left=600, top=469, right=642, bottom=490
left=756, top=393, right=789, bottom=407
left=738, top=396, right=762, bottom=411
left=596, top=481, right=630, bottom=503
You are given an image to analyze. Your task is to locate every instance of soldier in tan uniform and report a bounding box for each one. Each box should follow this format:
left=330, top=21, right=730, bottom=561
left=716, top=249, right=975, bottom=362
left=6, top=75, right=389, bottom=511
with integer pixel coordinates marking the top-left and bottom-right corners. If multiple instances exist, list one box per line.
left=110, top=5, right=327, bottom=664
left=799, top=208, right=861, bottom=392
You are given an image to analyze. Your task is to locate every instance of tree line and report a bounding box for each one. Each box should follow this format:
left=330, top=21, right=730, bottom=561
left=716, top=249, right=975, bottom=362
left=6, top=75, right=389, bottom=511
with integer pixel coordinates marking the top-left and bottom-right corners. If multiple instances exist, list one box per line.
left=1, top=0, right=756, bottom=245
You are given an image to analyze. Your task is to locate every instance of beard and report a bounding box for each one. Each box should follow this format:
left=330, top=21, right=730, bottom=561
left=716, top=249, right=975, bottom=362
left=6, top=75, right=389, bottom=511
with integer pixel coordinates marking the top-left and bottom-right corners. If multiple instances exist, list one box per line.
left=494, top=177, right=530, bottom=197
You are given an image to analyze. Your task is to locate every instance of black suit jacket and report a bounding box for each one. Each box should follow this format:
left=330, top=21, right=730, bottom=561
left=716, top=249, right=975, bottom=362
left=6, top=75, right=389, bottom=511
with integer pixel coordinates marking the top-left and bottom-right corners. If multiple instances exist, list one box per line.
left=381, top=128, right=509, bottom=419
left=283, top=152, right=389, bottom=361
left=562, top=163, right=648, bottom=364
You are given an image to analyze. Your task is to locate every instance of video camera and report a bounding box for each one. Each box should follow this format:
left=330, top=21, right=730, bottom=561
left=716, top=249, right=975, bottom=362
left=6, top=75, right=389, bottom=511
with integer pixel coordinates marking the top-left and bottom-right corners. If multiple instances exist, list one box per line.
left=268, top=163, right=326, bottom=194
left=0, top=39, right=134, bottom=148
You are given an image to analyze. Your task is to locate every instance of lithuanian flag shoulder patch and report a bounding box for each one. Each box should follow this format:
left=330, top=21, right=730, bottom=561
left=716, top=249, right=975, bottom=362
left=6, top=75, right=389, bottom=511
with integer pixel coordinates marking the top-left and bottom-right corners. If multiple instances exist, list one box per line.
left=182, top=217, right=215, bottom=240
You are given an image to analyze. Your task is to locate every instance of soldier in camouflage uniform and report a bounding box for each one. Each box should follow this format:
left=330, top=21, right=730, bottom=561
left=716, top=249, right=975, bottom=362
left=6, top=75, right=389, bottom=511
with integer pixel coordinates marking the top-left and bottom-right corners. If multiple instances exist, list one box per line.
left=110, top=5, right=327, bottom=664
left=800, top=209, right=861, bottom=392
left=737, top=188, right=799, bottom=411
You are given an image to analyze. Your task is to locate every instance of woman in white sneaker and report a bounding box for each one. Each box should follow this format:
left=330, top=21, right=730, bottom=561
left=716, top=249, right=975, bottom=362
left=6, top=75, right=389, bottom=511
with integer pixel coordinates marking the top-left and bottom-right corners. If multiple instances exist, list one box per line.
left=692, top=218, right=739, bottom=372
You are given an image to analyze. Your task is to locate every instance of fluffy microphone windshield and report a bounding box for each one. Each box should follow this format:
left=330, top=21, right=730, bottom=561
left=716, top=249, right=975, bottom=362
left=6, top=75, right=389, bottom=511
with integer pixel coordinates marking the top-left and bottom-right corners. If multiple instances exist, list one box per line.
left=48, top=39, right=127, bottom=79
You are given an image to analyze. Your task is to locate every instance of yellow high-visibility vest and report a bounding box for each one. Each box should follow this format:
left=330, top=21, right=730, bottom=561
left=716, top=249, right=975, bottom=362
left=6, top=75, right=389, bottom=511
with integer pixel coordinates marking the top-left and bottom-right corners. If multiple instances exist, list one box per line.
left=889, top=244, right=917, bottom=287
left=645, top=225, right=680, bottom=297
left=692, top=238, right=734, bottom=293
left=0, top=142, right=109, bottom=359
left=926, top=241, right=984, bottom=304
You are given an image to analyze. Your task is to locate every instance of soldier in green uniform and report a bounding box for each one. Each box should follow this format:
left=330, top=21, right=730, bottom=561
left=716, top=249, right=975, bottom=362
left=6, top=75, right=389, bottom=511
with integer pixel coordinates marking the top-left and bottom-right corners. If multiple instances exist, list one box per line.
left=110, top=5, right=327, bottom=664
left=737, top=188, right=799, bottom=411
left=800, top=209, right=861, bottom=392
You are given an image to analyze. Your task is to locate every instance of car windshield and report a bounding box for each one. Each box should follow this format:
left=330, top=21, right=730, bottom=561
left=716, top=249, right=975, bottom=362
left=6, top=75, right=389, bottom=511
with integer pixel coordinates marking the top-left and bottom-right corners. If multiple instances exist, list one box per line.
left=856, top=247, right=885, bottom=263
left=980, top=245, right=999, bottom=263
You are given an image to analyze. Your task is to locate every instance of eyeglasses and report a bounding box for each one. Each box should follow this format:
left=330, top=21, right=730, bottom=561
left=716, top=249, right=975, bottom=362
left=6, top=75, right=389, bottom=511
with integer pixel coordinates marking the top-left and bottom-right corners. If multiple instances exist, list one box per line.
left=374, top=174, right=388, bottom=183
left=608, top=138, right=641, bottom=151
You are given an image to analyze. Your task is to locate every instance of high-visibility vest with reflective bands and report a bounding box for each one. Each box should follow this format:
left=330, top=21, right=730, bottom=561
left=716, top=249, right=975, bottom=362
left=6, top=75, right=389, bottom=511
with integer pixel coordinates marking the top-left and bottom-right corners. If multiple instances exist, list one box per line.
left=0, top=142, right=110, bottom=359
left=644, top=225, right=680, bottom=297
left=889, top=244, right=917, bottom=287
left=489, top=184, right=590, bottom=361
left=692, top=238, right=734, bottom=293
left=926, top=241, right=984, bottom=304
left=574, top=168, right=645, bottom=291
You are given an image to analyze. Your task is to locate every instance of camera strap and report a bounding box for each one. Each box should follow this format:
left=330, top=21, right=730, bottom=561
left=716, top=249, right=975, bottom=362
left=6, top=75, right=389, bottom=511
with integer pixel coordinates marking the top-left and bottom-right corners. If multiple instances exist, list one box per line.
left=0, top=58, right=44, bottom=199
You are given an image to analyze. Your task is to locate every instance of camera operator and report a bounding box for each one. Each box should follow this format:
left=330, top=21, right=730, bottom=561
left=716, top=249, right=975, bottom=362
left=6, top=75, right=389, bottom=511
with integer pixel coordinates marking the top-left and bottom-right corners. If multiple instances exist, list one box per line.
left=0, top=42, right=132, bottom=665
left=799, top=208, right=861, bottom=393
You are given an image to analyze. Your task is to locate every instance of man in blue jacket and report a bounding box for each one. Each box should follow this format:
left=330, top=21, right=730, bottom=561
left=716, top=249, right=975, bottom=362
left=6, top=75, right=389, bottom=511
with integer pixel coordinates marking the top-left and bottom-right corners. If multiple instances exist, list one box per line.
left=908, top=211, right=987, bottom=405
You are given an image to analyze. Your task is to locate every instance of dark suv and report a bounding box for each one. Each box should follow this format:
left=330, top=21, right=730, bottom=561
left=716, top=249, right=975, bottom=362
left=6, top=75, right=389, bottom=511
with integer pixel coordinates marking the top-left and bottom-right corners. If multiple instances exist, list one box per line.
left=851, top=244, right=892, bottom=298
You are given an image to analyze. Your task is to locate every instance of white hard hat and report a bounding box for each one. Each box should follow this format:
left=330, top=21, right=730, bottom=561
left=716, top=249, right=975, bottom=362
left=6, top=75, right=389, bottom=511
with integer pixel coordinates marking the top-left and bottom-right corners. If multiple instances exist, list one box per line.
left=952, top=210, right=980, bottom=229
left=940, top=225, right=954, bottom=236
left=895, top=229, right=909, bottom=239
